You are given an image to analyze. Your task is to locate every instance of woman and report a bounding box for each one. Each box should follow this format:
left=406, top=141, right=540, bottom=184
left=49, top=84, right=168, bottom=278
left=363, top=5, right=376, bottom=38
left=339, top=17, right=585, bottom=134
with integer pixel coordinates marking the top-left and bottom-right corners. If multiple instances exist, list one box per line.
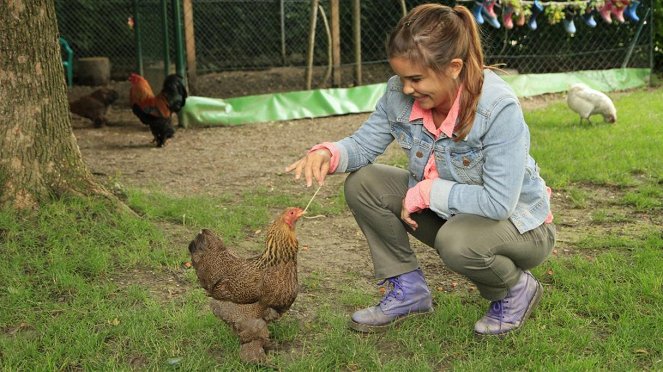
left=286, top=3, right=555, bottom=336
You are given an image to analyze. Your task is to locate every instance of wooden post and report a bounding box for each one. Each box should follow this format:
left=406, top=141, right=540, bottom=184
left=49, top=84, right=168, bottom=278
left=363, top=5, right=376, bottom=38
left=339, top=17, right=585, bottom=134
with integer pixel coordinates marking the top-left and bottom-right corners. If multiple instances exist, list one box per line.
left=352, top=0, right=361, bottom=86
left=305, top=0, right=319, bottom=90
left=330, top=0, right=341, bottom=88
left=183, top=0, right=197, bottom=94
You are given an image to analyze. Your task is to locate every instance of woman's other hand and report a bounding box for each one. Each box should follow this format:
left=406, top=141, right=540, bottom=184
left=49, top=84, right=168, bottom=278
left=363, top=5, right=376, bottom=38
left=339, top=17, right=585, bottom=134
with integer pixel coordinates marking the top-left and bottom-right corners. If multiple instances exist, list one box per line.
left=401, top=198, right=418, bottom=231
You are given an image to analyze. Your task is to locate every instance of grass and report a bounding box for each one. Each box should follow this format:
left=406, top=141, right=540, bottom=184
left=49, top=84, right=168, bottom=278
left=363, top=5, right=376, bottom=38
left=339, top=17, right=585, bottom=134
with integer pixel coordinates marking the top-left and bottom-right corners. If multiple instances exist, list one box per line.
left=1, top=86, right=663, bottom=370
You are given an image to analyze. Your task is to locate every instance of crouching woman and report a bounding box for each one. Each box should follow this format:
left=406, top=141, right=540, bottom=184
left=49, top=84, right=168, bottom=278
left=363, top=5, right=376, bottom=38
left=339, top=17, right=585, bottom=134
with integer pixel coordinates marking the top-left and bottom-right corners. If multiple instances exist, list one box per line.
left=286, top=3, right=556, bottom=336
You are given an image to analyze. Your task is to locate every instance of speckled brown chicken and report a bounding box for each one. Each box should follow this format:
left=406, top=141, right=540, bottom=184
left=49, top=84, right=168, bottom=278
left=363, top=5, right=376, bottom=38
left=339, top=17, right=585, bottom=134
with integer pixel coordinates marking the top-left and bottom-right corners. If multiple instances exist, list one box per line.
left=188, top=207, right=305, bottom=363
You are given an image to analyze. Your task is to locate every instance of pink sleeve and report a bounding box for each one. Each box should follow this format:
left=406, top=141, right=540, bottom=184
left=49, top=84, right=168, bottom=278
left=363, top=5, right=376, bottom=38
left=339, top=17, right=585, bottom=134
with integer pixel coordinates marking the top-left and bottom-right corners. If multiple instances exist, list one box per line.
left=308, top=142, right=340, bottom=173
left=404, top=179, right=433, bottom=213
left=544, top=186, right=554, bottom=224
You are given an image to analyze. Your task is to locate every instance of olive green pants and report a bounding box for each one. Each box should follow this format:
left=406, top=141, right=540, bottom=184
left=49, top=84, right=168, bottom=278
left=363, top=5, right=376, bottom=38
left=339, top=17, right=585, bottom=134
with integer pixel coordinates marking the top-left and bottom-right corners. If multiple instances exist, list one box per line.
left=344, top=164, right=556, bottom=301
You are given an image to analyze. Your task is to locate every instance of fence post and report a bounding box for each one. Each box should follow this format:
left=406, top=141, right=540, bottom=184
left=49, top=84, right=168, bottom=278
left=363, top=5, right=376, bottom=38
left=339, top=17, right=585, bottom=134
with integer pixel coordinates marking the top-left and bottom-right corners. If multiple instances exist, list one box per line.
left=183, top=0, right=197, bottom=94
left=330, top=0, right=341, bottom=87
left=171, top=0, right=187, bottom=128
left=133, top=0, right=143, bottom=75
left=353, top=0, right=361, bottom=86
left=280, top=0, right=286, bottom=66
left=161, top=0, right=171, bottom=77
left=171, top=0, right=186, bottom=78
left=305, top=0, right=319, bottom=90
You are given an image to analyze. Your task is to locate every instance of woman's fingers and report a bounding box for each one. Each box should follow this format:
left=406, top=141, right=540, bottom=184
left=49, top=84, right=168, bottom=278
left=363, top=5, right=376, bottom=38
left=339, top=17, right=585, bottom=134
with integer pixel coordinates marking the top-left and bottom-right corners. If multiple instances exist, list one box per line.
left=303, top=156, right=314, bottom=187
left=401, top=199, right=418, bottom=230
left=285, top=158, right=305, bottom=180
left=286, top=150, right=331, bottom=187
left=318, top=162, right=329, bottom=185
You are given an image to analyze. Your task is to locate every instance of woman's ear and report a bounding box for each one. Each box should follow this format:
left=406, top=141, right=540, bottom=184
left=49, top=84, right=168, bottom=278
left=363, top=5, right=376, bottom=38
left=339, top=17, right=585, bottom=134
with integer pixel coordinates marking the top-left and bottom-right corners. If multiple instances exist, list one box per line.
left=448, top=58, right=464, bottom=80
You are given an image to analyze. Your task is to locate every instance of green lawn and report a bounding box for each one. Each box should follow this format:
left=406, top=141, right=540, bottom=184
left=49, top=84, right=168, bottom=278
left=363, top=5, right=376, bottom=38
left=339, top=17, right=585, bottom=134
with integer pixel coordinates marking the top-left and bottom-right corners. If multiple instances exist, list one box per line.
left=1, top=85, right=662, bottom=370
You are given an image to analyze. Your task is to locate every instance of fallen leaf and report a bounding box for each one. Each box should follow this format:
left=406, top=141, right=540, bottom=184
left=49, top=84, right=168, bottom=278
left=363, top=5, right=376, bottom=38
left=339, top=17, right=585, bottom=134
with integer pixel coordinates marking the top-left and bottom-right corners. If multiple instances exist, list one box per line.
left=167, top=357, right=182, bottom=365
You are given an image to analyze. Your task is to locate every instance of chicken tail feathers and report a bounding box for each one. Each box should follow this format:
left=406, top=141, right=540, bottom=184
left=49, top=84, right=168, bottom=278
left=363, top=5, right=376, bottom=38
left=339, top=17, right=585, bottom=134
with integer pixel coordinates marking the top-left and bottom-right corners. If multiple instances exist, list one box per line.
left=162, top=74, right=188, bottom=113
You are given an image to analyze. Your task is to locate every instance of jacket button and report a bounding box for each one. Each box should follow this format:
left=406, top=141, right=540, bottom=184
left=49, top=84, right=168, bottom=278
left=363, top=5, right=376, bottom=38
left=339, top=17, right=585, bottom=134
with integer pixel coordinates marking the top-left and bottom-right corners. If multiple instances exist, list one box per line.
left=463, top=157, right=470, bottom=166
left=416, top=151, right=423, bottom=158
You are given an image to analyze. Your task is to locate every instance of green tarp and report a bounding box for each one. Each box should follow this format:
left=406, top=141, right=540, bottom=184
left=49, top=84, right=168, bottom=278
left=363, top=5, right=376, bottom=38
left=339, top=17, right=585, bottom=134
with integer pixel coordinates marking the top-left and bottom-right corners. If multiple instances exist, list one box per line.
left=181, top=68, right=650, bottom=127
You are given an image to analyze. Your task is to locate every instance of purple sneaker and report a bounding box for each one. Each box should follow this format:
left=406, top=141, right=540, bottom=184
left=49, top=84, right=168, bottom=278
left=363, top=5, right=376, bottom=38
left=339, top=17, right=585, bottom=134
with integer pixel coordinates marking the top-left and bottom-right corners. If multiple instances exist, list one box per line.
left=474, top=271, right=543, bottom=336
left=349, top=268, right=433, bottom=333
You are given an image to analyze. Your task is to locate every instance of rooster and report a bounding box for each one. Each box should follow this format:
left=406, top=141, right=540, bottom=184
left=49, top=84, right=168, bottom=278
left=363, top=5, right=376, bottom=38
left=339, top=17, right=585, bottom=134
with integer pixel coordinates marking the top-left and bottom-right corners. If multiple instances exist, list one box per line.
left=567, top=83, right=617, bottom=125
left=128, top=73, right=187, bottom=147
left=69, top=87, right=119, bottom=127
left=188, top=207, right=305, bottom=363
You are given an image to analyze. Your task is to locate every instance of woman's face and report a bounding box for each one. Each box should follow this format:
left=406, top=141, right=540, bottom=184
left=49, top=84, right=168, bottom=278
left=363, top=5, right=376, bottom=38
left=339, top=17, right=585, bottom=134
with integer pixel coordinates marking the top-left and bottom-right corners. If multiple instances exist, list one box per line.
left=389, top=56, right=459, bottom=112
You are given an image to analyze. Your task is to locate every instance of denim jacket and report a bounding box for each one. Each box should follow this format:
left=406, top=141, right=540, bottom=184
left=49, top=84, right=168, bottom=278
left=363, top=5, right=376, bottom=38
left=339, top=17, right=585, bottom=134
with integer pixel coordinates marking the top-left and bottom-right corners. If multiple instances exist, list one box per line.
left=333, top=70, right=551, bottom=234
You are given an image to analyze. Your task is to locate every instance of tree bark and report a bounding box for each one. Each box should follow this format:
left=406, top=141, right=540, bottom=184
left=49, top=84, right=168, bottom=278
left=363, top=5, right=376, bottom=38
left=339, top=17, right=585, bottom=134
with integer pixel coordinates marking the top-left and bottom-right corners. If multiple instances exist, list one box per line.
left=0, top=1, right=110, bottom=210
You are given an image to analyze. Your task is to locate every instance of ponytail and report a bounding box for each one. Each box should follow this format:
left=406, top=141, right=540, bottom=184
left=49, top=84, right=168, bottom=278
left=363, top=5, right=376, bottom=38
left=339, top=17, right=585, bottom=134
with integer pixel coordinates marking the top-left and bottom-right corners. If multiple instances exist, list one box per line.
left=451, top=5, right=484, bottom=141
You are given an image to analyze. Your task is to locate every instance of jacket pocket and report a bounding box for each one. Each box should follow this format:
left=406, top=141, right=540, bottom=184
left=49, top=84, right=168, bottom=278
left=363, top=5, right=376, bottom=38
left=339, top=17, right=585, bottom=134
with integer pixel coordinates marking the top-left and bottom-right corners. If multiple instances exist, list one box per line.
left=448, top=147, right=484, bottom=185
left=391, top=123, right=412, bottom=150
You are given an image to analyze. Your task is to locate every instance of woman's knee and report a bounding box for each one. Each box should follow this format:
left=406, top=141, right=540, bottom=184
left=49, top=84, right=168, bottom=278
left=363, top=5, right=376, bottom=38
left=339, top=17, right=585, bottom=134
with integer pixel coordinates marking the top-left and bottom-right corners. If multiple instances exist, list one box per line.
left=344, top=168, right=370, bottom=208
left=435, top=217, right=487, bottom=271
left=344, top=165, right=397, bottom=209
left=436, top=232, right=476, bottom=272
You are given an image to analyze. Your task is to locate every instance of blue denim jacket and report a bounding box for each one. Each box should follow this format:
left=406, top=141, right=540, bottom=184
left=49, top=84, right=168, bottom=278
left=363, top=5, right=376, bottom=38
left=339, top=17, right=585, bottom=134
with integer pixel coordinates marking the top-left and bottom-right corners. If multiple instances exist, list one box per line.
left=333, top=70, right=551, bottom=234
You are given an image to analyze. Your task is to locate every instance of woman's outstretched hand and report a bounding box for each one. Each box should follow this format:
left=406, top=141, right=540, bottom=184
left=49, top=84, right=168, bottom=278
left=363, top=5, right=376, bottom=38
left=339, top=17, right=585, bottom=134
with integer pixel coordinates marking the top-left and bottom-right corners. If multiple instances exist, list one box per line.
left=285, top=149, right=332, bottom=187
left=401, top=198, right=418, bottom=231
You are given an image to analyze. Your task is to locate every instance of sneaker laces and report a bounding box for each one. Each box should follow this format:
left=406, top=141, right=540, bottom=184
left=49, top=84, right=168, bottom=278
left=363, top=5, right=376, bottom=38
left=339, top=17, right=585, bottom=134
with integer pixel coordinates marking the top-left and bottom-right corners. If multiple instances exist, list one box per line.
left=486, top=299, right=506, bottom=322
left=377, top=277, right=405, bottom=305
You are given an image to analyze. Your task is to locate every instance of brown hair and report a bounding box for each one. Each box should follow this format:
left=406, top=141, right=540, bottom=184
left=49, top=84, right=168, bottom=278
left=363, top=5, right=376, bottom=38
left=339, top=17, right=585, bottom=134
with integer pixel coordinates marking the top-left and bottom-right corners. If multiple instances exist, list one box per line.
left=387, top=4, right=484, bottom=141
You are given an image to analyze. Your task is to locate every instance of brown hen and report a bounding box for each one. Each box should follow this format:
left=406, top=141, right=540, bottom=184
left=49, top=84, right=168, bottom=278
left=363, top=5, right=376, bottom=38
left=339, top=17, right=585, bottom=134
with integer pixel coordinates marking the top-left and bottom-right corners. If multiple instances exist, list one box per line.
left=188, top=207, right=305, bottom=363
left=68, top=87, right=119, bottom=127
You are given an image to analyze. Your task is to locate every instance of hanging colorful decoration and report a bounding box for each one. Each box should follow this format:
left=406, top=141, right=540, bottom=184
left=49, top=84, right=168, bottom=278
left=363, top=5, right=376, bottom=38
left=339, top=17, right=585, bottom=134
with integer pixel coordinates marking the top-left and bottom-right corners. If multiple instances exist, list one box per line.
left=465, top=0, right=644, bottom=36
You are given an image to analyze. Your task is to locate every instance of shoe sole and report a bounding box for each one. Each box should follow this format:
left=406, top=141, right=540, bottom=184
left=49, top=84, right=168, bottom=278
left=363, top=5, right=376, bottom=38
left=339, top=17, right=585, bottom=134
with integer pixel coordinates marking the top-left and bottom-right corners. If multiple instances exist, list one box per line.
left=348, top=308, right=434, bottom=334
left=474, top=281, right=544, bottom=337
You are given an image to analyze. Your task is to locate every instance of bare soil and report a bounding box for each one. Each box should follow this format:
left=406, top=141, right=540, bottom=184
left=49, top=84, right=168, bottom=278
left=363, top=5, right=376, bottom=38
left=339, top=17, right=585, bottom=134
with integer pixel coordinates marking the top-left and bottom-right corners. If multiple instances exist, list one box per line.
left=68, top=68, right=650, bottom=335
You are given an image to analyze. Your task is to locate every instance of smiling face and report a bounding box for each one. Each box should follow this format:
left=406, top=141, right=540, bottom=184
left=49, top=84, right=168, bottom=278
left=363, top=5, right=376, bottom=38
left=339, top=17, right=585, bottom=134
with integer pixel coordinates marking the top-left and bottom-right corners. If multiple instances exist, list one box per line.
left=389, top=56, right=462, bottom=114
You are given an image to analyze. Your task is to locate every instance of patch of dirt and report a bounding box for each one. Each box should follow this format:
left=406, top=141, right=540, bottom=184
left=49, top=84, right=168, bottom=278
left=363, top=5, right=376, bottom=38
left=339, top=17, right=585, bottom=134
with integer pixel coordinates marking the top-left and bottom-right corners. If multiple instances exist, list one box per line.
left=71, top=68, right=476, bottom=320
left=70, top=67, right=652, bottom=336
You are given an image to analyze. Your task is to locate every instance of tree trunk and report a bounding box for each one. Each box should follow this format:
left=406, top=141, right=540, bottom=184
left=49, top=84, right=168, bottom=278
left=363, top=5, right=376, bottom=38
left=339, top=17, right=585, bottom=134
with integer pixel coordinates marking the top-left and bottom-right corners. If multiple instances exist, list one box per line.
left=0, top=1, right=110, bottom=210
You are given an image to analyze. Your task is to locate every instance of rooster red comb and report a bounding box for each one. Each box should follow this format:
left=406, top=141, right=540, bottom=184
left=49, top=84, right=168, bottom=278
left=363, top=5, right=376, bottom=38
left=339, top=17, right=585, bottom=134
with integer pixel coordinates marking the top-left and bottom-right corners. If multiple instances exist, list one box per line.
left=128, top=73, right=144, bottom=83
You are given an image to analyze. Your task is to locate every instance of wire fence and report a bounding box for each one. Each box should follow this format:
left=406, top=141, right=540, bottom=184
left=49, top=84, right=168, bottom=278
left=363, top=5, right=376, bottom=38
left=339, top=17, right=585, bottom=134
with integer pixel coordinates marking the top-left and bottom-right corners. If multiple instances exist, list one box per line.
left=55, top=0, right=653, bottom=94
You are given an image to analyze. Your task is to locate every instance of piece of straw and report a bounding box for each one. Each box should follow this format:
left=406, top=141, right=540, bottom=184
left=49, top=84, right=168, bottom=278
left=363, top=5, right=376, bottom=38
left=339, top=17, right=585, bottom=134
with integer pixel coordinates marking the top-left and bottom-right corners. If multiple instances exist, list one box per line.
left=303, top=184, right=322, bottom=214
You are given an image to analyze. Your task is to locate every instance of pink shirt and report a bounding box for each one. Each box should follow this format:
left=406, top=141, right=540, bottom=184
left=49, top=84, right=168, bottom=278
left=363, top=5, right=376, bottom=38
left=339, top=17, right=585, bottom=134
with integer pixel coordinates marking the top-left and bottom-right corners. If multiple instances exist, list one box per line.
left=403, top=86, right=463, bottom=213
